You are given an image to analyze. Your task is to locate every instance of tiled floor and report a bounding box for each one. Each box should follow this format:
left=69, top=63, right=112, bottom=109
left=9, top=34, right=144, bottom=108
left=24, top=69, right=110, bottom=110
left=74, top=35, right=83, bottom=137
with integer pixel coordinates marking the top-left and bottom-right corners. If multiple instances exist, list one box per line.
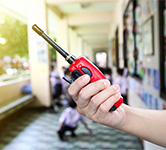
left=0, top=107, right=143, bottom=150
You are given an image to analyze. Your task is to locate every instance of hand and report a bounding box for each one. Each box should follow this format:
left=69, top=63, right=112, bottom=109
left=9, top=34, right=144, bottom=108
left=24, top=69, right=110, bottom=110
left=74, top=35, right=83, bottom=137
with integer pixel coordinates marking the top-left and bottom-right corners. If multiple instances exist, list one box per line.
left=56, top=128, right=60, bottom=133
left=68, top=75, right=127, bottom=129
left=56, top=123, right=63, bottom=133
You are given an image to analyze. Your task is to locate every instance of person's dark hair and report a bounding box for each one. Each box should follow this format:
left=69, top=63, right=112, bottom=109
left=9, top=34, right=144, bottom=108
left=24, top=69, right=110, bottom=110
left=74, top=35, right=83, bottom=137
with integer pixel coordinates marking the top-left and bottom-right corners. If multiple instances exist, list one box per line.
left=62, top=66, right=66, bottom=70
left=105, top=67, right=112, bottom=74
left=99, top=67, right=106, bottom=74
left=69, top=99, right=77, bottom=108
left=51, top=65, right=54, bottom=69
left=117, top=68, right=123, bottom=76
left=64, top=68, right=70, bottom=75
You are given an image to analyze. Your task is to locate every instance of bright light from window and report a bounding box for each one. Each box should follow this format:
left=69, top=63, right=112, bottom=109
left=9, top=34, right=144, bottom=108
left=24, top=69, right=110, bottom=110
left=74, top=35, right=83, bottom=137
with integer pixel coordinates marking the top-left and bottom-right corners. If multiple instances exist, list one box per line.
left=0, top=37, right=7, bottom=45
left=6, top=68, right=14, bottom=76
left=96, top=52, right=107, bottom=68
left=0, top=19, right=5, bottom=24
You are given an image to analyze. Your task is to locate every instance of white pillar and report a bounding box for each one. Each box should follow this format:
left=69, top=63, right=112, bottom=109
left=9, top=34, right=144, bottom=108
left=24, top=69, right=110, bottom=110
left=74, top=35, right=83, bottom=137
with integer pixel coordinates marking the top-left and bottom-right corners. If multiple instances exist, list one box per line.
left=77, top=36, right=83, bottom=57
left=27, top=0, right=51, bottom=107
left=69, top=27, right=84, bottom=58
left=56, top=18, right=69, bottom=72
left=83, top=41, right=91, bottom=59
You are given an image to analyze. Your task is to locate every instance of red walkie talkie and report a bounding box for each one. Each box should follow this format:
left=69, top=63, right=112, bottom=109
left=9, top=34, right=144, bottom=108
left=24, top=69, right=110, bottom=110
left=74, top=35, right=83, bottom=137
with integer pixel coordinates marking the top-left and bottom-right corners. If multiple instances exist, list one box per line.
left=32, top=24, right=123, bottom=111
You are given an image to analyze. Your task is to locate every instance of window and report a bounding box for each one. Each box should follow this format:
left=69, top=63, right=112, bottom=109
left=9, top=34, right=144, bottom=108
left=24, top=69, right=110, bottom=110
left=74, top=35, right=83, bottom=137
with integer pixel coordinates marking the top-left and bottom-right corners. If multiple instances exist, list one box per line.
left=95, top=51, right=107, bottom=68
left=0, top=8, right=29, bottom=83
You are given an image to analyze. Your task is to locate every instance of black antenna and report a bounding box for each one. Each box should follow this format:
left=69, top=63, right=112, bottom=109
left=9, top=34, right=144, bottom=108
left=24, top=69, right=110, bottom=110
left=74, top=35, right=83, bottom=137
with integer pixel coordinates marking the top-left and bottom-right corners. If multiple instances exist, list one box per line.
left=32, top=24, right=75, bottom=64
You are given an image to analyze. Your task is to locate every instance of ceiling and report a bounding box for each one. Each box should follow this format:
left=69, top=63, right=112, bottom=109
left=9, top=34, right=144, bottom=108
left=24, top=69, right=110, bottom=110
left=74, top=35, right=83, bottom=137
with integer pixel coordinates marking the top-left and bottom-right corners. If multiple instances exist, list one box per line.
left=46, top=0, right=120, bottom=50
left=0, top=0, right=120, bottom=50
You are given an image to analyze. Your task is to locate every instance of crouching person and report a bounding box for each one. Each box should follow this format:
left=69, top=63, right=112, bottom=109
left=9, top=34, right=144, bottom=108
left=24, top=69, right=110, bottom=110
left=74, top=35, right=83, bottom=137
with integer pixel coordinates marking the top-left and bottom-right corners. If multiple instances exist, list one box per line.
left=56, top=98, right=92, bottom=141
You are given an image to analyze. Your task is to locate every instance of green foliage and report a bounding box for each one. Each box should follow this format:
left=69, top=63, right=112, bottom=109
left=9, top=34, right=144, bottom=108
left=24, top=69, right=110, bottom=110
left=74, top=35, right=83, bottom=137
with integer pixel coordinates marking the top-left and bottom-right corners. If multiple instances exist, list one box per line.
left=48, top=37, right=57, bottom=61
left=0, top=11, right=28, bottom=59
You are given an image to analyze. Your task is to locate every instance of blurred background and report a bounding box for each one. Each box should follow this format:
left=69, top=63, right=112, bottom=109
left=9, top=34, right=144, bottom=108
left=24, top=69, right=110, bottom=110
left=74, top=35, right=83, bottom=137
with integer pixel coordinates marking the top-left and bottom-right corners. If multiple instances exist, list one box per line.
left=0, top=0, right=165, bottom=150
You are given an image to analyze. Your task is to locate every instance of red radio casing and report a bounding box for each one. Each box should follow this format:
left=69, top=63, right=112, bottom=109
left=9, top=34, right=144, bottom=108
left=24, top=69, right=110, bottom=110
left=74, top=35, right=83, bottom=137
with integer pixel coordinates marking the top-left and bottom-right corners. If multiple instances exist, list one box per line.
left=69, top=56, right=106, bottom=82
left=69, top=56, right=123, bottom=111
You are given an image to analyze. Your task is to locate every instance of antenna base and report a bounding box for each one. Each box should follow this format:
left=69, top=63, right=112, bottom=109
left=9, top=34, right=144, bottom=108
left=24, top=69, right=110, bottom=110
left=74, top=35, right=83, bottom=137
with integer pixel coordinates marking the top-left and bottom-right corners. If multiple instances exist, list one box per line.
left=65, top=55, right=76, bottom=64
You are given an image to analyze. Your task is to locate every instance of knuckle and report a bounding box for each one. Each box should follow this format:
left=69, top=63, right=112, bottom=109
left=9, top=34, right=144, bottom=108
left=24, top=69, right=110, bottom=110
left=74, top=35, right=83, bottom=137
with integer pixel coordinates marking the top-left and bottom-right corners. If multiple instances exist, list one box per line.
left=85, top=114, right=91, bottom=120
left=94, top=114, right=103, bottom=123
left=111, top=92, right=121, bottom=102
left=99, top=103, right=107, bottom=113
left=116, top=85, right=120, bottom=90
left=91, top=116, right=99, bottom=123
left=78, top=107, right=87, bottom=116
left=79, top=89, right=85, bottom=100
left=91, top=96, right=99, bottom=106
left=96, top=80, right=105, bottom=89
left=94, top=82, right=100, bottom=90
left=77, top=80, right=83, bottom=87
left=77, top=107, right=82, bottom=114
left=106, top=87, right=113, bottom=94
left=117, top=92, right=121, bottom=98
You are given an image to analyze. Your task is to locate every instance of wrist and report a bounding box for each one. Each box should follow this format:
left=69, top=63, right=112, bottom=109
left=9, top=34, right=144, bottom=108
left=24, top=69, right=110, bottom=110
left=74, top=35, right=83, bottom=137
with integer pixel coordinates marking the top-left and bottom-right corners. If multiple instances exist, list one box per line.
left=117, top=104, right=142, bottom=135
left=114, top=104, right=129, bottom=130
left=118, top=104, right=132, bottom=131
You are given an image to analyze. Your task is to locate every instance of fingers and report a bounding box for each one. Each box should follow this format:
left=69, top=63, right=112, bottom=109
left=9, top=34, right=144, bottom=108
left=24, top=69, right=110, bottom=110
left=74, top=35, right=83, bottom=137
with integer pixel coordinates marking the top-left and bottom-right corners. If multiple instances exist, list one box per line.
left=68, top=75, right=90, bottom=100
left=68, top=74, right=111, bottom=108
left=68, top=74, right=122, bottom=125
left=77, top=79, right=110, bottom=108
left=91, top=92, right=122, bottom=126
left=95, top=92, right=121, bottom=118
left=85, top=84, right=120, bottom=117
left=87, top=92, right=121, bottom=124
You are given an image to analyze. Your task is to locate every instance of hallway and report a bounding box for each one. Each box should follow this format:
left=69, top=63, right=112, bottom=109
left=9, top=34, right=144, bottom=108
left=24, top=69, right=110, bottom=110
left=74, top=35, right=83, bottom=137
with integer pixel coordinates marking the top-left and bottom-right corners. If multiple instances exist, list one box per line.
left=0, top=107, right=143, bottom=150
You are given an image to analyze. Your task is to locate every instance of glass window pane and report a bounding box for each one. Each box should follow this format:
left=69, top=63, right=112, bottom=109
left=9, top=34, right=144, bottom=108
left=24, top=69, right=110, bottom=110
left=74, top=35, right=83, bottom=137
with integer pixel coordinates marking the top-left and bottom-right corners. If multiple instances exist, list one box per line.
left=0, top=8, right=29, bottom=83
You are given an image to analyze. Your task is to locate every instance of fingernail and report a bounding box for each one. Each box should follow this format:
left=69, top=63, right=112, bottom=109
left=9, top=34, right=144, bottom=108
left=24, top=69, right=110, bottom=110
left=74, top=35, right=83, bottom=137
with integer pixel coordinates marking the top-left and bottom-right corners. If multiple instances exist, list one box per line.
left=116, top=93, right=120, bottom=97
left=82, top=75, right=89, bottom=82
left=103, top=81, right=109, bottom=87
left=113, top=85, right=119, bottom=90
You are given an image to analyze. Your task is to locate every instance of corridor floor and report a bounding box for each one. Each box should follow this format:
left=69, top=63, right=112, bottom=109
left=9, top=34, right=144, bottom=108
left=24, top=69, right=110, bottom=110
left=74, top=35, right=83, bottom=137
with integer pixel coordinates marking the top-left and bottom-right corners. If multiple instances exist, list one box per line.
left=0, top=107, right=143, bottom=150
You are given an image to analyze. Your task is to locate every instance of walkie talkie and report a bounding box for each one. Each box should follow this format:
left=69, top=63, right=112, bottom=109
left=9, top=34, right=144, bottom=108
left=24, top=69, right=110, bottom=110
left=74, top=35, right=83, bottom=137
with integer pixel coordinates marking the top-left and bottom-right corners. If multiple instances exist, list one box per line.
left=32, top=24, right=123, bottom=111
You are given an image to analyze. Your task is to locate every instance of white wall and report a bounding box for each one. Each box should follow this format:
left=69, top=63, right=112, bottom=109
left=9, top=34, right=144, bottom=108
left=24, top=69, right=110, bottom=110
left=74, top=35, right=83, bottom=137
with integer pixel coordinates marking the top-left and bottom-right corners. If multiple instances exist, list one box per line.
left=123, top=2, right=165, bottom=150
left=141, top=7, right=166, bottom=150
left=0, top=78, right=30, bottom=107
left=110, top=1, right=166, bottom=149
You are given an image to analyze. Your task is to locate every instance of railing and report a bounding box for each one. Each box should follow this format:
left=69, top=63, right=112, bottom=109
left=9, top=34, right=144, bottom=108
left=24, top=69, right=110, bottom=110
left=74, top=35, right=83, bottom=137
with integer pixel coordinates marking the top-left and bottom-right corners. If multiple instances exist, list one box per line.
left=0, top=76, right=35, bottom=120
left=0, top=94, right=35, bottom=120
